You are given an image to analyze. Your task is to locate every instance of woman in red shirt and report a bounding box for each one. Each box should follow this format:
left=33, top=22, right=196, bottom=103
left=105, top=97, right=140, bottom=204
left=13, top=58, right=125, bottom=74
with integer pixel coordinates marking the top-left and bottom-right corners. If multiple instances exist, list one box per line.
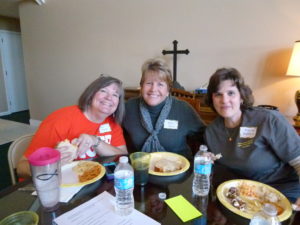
left=17, top=75, right=127, bottom=178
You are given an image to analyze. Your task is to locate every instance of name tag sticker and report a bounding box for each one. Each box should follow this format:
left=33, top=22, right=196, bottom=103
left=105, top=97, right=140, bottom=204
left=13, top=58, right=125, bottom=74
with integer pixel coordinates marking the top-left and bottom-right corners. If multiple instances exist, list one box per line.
left=164, top=119, right=178, bottom=129
left=99, top=123, right=111, bottom=133
left=240, top=127, right=257, bottom=138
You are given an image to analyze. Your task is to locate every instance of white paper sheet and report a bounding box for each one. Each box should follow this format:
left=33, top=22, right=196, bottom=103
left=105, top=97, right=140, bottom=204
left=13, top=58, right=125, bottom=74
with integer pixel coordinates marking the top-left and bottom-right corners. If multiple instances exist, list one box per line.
left=53, top=191, right=160, bottom=225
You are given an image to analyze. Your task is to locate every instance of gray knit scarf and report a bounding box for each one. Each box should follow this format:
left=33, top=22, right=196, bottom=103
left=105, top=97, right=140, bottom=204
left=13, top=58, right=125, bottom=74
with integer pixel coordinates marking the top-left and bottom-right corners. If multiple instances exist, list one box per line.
left=139, top=96, right=173, bottom=152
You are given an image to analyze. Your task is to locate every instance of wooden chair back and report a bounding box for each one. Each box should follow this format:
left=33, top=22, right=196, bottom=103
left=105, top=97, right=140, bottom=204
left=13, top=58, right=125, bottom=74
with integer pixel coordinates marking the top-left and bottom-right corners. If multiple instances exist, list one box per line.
left=171, top=88, right=201, bottom=115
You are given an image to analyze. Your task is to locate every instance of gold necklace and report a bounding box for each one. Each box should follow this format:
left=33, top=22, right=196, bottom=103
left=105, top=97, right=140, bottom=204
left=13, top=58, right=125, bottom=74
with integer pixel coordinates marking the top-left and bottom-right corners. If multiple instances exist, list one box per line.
left=225, top=127, right=239, bottom=142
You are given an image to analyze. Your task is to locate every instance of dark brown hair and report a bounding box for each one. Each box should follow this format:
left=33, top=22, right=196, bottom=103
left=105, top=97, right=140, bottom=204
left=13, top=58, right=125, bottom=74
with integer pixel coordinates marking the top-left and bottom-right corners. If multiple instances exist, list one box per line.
left=206, top=68, right=254, bottom=111
left=78, top=75, right=125, bottom=124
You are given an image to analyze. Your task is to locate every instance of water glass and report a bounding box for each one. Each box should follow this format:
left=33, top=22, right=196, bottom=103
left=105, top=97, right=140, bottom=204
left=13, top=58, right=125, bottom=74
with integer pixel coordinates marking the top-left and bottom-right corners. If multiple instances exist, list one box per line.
left=130, top=152, right=150, bottom=186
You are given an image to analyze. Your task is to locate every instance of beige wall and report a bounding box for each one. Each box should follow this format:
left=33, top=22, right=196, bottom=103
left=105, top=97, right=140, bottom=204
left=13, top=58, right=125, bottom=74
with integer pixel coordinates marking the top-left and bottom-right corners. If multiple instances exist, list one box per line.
left=19, top=0, right=300, bottom=121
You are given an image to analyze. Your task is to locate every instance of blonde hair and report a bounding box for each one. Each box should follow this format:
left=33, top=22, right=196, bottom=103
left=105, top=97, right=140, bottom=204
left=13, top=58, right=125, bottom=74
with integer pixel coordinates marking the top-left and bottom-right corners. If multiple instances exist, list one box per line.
left=140, top=58, right=173, bottom=90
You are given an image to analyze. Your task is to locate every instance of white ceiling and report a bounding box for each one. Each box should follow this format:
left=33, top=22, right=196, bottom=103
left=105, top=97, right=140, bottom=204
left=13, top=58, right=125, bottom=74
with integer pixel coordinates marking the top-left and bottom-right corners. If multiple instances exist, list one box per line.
left=0, top=0, right=20, bottom=19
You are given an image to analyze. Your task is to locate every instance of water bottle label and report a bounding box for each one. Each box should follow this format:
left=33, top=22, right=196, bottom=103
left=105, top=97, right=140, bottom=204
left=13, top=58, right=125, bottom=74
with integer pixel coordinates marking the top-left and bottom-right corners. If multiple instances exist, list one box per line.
left=195, top=164, right=212, bottom=175
left=115, top=177, right=134, bottom=190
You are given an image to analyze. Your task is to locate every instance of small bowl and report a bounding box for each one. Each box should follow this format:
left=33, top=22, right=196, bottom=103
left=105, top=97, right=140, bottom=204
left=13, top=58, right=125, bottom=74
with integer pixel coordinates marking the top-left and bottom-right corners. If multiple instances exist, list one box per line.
left=0, top=211, right=39, bottom=225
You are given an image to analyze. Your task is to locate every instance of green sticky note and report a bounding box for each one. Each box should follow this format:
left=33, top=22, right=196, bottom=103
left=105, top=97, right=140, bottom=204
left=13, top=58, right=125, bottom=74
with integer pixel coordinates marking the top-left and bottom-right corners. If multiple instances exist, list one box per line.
left=165, top=195, right=202, bottom=222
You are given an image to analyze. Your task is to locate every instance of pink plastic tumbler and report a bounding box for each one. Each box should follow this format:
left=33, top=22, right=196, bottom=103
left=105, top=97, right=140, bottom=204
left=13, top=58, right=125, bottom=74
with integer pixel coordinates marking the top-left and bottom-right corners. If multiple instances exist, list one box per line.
left=28, top=147, right=61, bottom=211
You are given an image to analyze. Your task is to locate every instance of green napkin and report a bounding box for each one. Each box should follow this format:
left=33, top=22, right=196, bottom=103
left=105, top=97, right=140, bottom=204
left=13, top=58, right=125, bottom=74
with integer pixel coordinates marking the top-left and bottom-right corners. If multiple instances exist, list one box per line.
left=165, top=195, right=202, bottom=222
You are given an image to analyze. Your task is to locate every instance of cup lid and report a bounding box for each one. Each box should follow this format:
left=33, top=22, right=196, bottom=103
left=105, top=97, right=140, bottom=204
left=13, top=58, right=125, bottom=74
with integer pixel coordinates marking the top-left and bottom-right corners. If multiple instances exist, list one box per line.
left=28, top=147, right=60, bottom=166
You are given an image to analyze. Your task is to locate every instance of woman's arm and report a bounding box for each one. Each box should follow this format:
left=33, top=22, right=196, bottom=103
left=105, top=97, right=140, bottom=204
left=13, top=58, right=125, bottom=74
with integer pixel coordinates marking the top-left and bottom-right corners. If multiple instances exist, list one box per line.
left=295, top=198, right=300, bottom=210
left=16, top=156, right=31, bottom=178
left=289, top=156, right=300, bottom=207
left=290, top=156, right=300, bottom=178
left=73, top=134, right=128, bottom=157
left=16, top=135, right=128, bottom=179
left=94, top=142, right=127, bottom=156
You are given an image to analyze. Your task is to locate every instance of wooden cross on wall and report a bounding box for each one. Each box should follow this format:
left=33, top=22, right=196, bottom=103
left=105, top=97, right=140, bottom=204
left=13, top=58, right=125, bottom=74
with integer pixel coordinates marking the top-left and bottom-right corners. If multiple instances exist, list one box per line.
left=162, top=40, right=189, bottom=82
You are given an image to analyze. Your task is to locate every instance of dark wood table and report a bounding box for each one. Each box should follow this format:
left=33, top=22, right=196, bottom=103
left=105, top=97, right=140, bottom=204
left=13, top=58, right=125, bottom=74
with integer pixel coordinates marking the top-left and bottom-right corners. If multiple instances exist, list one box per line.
left=0, top=156, right=299, bottom=225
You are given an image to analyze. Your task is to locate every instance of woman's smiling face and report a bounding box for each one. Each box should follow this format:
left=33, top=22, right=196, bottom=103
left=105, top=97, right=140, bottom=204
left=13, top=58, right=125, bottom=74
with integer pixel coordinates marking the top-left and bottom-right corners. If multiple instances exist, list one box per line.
left=141, top=71, right=169, bottom=106
left=212, top=80, right=242, bottom=122
left=91, top=83, right=120, bottom=117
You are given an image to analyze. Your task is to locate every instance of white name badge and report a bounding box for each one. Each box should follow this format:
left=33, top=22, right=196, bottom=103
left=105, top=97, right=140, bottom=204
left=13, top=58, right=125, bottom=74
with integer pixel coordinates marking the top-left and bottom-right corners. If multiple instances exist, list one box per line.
left=163, top=119, right=178, bottom=129
left=240, top=127, right=257, bottom=138
left=99, top=123, right=111, bottom=133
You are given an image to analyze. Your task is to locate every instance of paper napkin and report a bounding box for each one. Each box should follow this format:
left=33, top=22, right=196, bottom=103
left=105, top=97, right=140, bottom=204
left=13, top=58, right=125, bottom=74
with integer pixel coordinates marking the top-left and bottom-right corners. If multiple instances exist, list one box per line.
left=59, top=186, right=83, bottom=202
left=32, top=186, right=83, bottom=203
left=165, top=195, right=202, bottom=222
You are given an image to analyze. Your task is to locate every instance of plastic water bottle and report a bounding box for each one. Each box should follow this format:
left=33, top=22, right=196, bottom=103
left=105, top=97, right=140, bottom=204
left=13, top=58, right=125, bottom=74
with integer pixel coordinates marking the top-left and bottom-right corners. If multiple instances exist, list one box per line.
left=192, top=145, right=212, bottom=196
left=114, top=156, right=135, bottom=216
left=249, top=203, right=281, bottom=225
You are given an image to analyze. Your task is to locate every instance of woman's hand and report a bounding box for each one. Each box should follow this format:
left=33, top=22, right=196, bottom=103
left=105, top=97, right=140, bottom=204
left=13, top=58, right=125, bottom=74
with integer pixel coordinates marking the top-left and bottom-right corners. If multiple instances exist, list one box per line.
left=72, top=134, right=96, bottom=156
left=72, top=134, right=127, bottom=157
left=56, top=145, right=77, bottom=165
left=293, top=197, right=300, bottom=211
left=204, top=152, right=222, bottom=163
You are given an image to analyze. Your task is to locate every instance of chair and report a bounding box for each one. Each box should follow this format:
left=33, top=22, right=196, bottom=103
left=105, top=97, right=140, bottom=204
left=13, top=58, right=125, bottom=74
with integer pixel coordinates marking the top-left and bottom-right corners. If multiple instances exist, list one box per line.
left=7, top=133, right=34, bottom=185
left=171, top=88, right=201, bottom=114
left=257, top=104, right=279, bottom=111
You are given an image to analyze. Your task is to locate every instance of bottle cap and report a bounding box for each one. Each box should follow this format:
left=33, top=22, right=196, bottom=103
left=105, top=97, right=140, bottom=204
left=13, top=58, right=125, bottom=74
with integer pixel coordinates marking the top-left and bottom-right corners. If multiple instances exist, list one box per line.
left=119, top=156, right=128, bottom=163
left=158, top=192, right=167, bottom=200
left=199, top=145, right=208, bottom=151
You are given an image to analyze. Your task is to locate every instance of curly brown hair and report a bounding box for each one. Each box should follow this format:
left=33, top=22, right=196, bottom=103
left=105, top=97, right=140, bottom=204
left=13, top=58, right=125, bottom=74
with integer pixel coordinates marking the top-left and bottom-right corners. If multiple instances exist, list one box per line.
left=205, top=68, right=254, bottom=111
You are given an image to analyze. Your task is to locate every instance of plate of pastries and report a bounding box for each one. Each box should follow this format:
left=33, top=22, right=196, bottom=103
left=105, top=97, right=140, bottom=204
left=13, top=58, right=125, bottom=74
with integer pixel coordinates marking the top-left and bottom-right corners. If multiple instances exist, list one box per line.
left=148, top=152, right=190, bottom=176
left=216, top=179, right=292, bottom=222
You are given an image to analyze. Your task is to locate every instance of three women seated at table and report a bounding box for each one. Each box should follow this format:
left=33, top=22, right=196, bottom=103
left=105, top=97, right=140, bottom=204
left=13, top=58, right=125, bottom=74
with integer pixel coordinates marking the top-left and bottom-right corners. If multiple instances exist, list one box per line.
left=17, top=75, right=128, bottom=177
left=17, top=58, right=300, bottom=207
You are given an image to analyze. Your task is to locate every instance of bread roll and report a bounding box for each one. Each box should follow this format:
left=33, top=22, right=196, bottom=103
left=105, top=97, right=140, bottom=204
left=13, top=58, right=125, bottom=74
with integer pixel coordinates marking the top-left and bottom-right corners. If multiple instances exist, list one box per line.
left=56, top=139, right=78, bottom=162
left=154, top=158, right=182, bottom=173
